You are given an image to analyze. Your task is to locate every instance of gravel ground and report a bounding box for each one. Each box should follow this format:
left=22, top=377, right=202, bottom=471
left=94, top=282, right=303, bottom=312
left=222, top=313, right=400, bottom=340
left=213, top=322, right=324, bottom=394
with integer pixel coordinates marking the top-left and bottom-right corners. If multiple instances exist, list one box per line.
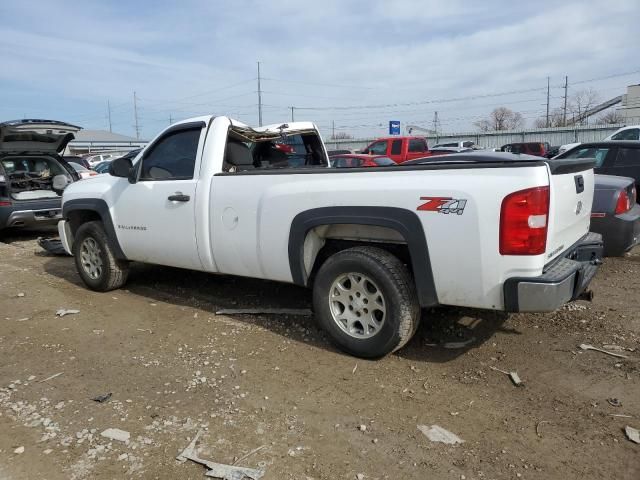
left=0, top=228, right=639, bottom=480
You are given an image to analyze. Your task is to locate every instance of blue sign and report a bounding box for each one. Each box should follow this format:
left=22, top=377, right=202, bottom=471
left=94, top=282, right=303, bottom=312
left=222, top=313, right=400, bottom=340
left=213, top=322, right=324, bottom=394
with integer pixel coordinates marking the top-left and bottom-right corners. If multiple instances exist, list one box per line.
left=389, top=120, right=400, bottom=135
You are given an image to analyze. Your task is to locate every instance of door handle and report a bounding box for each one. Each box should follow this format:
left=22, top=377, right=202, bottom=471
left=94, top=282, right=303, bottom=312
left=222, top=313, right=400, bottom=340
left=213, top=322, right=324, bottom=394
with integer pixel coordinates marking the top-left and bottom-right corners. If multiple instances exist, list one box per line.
left=168, top=193, right=190, bottom=202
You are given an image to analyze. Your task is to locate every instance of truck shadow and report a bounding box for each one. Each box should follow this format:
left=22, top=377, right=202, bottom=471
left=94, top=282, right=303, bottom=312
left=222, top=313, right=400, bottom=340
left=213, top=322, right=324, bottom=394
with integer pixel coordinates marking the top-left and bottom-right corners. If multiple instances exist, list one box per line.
left=43, top=257, right=518, bottom=363
left=397, top=307, right=516, bottom=363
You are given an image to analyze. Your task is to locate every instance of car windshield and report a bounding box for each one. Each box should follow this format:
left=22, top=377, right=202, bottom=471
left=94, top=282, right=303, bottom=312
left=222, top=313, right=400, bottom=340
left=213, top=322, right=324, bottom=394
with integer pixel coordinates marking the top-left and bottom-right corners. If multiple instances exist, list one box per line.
left=561, top=147, right=610, bottom=167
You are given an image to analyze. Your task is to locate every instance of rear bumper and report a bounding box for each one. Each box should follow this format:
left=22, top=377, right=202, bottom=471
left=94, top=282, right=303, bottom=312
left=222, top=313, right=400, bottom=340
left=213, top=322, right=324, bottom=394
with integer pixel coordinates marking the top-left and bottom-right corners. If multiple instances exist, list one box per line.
left=0, top=200, right=62, bottom=229
left=503, top=232, right=603, bottom=312
left=590, top=203, right=640, bottom=256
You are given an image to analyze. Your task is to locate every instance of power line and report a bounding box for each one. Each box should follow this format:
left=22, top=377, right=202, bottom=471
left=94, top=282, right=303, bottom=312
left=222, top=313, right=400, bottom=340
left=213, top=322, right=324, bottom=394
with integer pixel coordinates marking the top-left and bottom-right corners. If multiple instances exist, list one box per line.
left=262, top=77, right=377, bottom=90
left=139, top=78, right=255, bottom=108
left=291, top=85, right=550, bottom=111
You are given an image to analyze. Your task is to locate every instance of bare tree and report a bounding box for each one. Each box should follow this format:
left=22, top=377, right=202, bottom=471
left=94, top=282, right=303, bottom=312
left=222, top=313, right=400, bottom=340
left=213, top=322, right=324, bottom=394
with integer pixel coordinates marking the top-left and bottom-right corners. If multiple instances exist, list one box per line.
left=534, top=108, right=566, bottom=128
left=596, top=110, right=624, bottom=125
left=330, top=132, right=353, bottom=140
left=474, top=107, right=525, bottom=131
left=568, top=88, right=600, bottom=125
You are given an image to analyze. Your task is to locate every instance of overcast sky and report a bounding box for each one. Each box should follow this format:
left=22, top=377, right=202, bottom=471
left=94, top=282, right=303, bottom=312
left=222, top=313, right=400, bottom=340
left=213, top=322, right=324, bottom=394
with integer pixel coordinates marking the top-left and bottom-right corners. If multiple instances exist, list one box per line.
left=1, top=0, right=638, bottom=139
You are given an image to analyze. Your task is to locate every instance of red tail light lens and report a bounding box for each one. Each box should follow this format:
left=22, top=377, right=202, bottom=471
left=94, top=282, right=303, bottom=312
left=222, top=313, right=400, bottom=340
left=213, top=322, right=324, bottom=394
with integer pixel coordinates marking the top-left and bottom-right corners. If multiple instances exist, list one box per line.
left=0, top=201, right=12, bottom=207
left=614, top=188, right=632, bottom=214
left=500, top=186, right=550, bottom=255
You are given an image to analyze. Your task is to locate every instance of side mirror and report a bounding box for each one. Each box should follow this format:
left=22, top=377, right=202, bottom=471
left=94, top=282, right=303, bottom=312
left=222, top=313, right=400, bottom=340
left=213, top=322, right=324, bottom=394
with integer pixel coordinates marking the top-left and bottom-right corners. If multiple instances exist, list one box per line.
left=109, top=157, right=135, bottom=183
left=52, top=174, right=70, bottom=196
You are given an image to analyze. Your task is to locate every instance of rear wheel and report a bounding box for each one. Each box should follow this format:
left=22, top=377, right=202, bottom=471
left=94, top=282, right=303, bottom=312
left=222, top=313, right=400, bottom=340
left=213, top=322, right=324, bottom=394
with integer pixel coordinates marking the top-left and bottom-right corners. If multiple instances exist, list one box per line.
left=313, top=246, right=420, bottom=358
left=73, top=221, right=129, bottom=291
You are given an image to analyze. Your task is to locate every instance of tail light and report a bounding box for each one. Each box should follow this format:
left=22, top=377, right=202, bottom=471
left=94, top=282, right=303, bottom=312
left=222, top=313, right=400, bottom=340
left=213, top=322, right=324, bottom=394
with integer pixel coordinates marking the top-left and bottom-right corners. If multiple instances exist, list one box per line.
left=500, top=186, right=550, bottom=255
left=614, top=187, right=634, bottom=214
left=0, top=201, right=12, bottom=207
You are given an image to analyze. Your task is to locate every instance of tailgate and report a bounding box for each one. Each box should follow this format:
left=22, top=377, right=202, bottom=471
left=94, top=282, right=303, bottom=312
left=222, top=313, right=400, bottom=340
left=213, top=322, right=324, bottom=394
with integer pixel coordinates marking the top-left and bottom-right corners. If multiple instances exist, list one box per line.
left=546, top=159, right=595, bottom=262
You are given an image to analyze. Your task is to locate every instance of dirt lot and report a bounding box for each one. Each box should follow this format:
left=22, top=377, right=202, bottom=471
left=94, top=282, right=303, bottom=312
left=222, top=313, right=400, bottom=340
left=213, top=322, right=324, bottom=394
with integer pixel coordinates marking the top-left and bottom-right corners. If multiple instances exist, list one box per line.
left=0, top=228, right=639, bottom=480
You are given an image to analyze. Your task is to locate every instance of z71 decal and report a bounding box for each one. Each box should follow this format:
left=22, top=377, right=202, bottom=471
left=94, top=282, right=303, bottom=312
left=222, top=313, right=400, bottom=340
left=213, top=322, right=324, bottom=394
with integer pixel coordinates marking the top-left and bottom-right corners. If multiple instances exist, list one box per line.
left=417, top=197, right=467, bottom=215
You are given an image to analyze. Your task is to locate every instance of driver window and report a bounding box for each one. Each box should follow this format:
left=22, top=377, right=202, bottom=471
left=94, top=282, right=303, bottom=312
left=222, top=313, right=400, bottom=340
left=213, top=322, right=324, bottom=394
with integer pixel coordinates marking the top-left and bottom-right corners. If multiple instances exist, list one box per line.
left=139, top=128, right=200, bottom=181
left=368, top=141, right=388, bottom=155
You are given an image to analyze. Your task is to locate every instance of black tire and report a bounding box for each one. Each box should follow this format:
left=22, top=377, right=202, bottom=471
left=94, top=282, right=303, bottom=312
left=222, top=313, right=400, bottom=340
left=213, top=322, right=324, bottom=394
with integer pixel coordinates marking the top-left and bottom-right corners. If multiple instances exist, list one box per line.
left=312, top=246, right=420, bottom=358
left=73, top=221, right=129, bottom=292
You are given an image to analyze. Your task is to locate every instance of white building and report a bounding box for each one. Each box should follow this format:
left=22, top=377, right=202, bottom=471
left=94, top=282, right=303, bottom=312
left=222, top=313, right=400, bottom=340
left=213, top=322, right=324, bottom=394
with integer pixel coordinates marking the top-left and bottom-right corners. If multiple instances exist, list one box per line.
left=67, top=130, right=147, bottom=155
left=620, top=84, right=640, bottom=124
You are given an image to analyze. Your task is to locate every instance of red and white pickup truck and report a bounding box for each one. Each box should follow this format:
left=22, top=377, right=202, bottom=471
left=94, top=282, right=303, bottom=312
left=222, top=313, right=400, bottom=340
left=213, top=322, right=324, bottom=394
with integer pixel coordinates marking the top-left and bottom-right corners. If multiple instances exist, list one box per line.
left=360, top=136, right=431, bottom=163
left=57, top=116, right=603, bottom=358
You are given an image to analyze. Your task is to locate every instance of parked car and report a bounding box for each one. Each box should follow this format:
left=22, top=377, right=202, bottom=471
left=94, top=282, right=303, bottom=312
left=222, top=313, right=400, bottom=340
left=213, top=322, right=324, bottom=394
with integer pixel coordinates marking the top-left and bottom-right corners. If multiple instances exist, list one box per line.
left=63, top=155, right=91, bottom=169
left=360, top=136, right=431, bottom=163
left=555, top=141, right=640, bottom=192
left=500, top=142, right=550, bottom=157
left=545, top=146, right=561, bottom=158
left=70, top=163, right=98, bottom=179
left=93, top=149, right=142, bottom=174
left=93, top=161, right=112, bottom=174
left=428, top=147, right=474, bottom=156
left=603, top=125, right=640, bottom=141
left=589, top=175, right=640, bottom=256
left=558, top=142, right=581, bottom=155
left=432, top=141, right=476, bottom=149
left=57, top=116, right=602, bottom=358
left=83, top=152, right=124, bottom=168
left=330, top=154, right=395, bottom=168
left=0, top=124, right=79, bottom=230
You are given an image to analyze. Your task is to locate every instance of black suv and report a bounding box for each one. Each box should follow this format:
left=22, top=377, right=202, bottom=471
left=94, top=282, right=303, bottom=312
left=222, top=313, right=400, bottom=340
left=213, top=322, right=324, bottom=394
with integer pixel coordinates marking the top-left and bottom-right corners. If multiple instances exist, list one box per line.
left=555, top=141, right=640, bottom=192
left=0, top=124, right=79, bottom=230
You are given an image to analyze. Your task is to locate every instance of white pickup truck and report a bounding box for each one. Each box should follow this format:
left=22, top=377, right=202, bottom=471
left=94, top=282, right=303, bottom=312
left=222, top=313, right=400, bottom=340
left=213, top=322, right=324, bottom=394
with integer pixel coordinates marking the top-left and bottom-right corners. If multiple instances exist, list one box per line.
left=58, top=116, right=603, bottom=358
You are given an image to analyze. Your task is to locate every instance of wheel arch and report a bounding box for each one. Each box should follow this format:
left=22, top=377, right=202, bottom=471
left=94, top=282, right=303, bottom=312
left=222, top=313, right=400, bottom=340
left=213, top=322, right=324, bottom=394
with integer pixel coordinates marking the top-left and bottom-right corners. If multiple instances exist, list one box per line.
left=288, top=206, right=438, bottom=307
left=62, top=198, right=127, bottom=260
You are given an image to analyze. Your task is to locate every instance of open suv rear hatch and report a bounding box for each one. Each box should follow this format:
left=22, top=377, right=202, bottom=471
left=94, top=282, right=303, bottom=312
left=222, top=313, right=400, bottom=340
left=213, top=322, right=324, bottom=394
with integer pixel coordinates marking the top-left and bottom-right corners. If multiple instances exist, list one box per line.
left=0, top=126, right=77, bottom=201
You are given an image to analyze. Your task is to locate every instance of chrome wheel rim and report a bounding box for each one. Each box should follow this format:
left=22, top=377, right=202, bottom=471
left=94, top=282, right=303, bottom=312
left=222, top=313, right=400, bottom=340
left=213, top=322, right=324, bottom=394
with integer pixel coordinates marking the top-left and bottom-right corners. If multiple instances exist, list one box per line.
left=80, top=237, right=103, bottom=280
left=329, top=273, right=386, bottom=339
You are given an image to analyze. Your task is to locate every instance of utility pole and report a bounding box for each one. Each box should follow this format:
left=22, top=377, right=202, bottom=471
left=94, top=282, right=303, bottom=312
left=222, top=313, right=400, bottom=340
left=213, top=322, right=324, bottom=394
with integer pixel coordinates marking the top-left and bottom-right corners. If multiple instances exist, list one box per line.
left=133, top=91, right=140, bottom=140
left=290, top=106, right=295, bottom=122
left=107, top=100, right=112, bottom=132
left=169, top=114, right=173, bottom=125
left=432, top=111, right=439, bottom=142
left=562, top=76, right=568, bottom=127
left=545, top=77, right=550, bottom=128
left=332, top=120, right=336, bottom=148
left=257, top=61, right=263, bottom=126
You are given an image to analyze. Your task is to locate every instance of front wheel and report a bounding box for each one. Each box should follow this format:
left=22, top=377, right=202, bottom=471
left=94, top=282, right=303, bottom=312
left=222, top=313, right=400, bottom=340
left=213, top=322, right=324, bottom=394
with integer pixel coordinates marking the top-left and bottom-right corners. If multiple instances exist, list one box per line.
left=312, top=246, right=420, bottom=358
left=73, top=221, right=129, bottom=291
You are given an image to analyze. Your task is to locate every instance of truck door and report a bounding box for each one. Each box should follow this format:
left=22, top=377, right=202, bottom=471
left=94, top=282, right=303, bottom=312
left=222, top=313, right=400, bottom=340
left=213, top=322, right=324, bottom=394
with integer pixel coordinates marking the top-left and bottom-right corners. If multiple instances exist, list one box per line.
left=405, top=138, right=429, bottom=161
left=364, top=140, right=389, bottom=157
left=110, top=123, right=205, bottom=270
left=389, top=139, right=402, bottom=163
left=602, top=146, right=640, bottom=191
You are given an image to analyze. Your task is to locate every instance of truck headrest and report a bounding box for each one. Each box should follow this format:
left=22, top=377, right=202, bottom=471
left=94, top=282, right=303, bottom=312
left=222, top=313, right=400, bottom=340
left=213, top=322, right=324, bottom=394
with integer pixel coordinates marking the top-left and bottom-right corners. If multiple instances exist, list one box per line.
left=225, top=140, right=254, bottom=167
